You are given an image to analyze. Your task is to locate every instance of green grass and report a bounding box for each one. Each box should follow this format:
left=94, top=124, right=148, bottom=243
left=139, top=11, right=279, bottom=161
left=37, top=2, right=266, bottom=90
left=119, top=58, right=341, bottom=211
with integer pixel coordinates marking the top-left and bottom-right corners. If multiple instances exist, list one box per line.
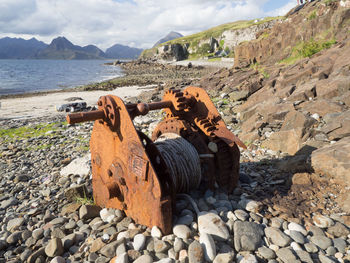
left=308, top=10, right=317, bottom=20
left=162, top=17, right=281, bottom=47
left=250, top=62, right=270, bottom=79
left=0, top=122, right=64, bottom=142
left=141, top=16, right=282, bottom=59
left=279, top=38, right=336, bottom=65
left=208, top=57, right=222, bottom=62
left=324, top=0, right=338, bottom=5
left=75, top=196, right=94, bottom=205
left=27, top=143, right=54, bottom=151
left=298, top=38, right=336, bottom=57
left=74, top=187, right=94, bottom=205
left=259, top=32, right=270, bottom=39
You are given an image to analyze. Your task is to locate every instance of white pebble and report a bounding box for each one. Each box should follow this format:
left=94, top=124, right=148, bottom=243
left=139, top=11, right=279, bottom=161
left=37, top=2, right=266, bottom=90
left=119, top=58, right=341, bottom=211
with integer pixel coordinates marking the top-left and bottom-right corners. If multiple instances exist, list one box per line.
left=288, top=222, right=307, bottom=236
left=114, top=252, right=128, bottom=263
left=102, top=233, right=109, bottom=241
left=117, top=231, right=129, bottom=240
left=191, top=222, right=198, bottom=231
left=151, top=226, right=162, bottom=238
left=179, top=249, right=188, bottom=261
left=284, top=229, right=291, bottom=235
left=269, top=244, right=279, bottom=251
left=128, top=223, right=137, bottom=230
left=133, top=234, right=146, bottom=251
left=311, top=113, right=320, bottom=121
left=200, top=233, right=216, bottom=261
left=291, top=241, right=302, bottom=251
left=335, top=252, right=343, bottom=259
left=50, top=256, right=65, bottom=263
left=173, top=224, right=191, bottom=240
left=227, top=211, right=237, bottom=221
left=99, top=208, right=115, bottom=223
left=244, top=200, right=261, bottom=213
left=313, top=214, right=334, bottom=228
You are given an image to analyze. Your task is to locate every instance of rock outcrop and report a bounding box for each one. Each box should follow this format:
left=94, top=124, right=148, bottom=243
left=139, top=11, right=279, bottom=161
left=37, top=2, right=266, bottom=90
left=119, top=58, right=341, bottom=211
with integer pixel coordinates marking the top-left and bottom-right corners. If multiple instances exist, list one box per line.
left=234, top=0, right=350, bottom=67
left=145, top=18, right=278, bottom=61
left=198, top=0, right=350, bottom=213
left=157, top=43, right=189, bottom=61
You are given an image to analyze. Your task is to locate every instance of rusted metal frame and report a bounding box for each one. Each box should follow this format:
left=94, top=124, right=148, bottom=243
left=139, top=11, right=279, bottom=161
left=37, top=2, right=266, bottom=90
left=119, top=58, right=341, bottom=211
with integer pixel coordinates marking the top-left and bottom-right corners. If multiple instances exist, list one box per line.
left=65, top=86, right=245, bottom=233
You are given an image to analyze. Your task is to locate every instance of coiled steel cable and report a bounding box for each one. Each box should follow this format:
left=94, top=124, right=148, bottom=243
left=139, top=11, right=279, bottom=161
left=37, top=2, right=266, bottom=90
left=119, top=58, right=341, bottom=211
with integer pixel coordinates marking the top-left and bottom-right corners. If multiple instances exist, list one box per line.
left=154, top=133, right=202, bottom=193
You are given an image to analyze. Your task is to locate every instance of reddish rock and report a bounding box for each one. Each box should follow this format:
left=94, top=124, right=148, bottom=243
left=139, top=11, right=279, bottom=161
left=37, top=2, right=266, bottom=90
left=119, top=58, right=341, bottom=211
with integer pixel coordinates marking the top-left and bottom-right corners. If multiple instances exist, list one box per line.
left=261, top=128, right=303, bottom=155
left=280, top=110, right=316, bottom=137
left=302, top=99, right=344, bottom=117
left=321, top=110, right=350, bottom=140
left=311, top=137, right=350, bottom=186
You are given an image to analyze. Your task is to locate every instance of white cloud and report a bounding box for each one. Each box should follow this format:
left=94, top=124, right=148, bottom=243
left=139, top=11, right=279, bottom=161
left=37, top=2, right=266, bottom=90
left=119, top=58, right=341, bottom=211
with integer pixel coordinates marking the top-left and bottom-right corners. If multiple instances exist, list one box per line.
left=0, top=0, right=293, bottom=50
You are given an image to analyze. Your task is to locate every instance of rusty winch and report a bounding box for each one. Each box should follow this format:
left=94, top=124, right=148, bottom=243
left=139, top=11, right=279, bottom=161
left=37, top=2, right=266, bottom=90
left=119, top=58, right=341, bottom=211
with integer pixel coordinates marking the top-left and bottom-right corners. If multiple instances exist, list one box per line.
left=66, top=86, right=245, bottom=234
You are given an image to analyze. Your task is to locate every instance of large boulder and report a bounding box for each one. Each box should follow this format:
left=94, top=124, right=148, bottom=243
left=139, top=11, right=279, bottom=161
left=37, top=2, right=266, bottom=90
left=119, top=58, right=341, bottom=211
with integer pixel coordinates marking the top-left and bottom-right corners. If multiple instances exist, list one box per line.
left=321, top=110, right=350, bottom=140
left=157, top=44, right=188, bottom=61
left=311, top=136, right=350, bottom=186
left=261, top=128, right=303, bottom=155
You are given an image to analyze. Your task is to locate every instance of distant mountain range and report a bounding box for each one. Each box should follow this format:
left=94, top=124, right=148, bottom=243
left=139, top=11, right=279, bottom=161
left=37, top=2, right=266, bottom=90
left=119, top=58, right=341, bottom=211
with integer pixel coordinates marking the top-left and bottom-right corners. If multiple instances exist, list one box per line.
left=152, top=31, right=183, bottom=47
left=0, top=37, right=47, bottom=59
left=0, top=36, right=143, bottom=60
left=105, top=44, right=143, bottom=59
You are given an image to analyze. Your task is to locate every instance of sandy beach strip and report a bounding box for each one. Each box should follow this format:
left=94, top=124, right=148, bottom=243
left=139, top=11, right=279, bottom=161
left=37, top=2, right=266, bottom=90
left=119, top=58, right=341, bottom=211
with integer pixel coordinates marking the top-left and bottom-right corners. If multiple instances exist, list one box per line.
left=0, top=85, right=156, bottom=121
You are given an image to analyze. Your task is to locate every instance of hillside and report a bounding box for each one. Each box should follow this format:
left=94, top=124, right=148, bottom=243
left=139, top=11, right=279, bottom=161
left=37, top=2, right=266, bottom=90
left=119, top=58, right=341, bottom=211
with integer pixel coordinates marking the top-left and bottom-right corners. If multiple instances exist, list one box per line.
left=0, top=37, right=47, bottom=59
left=196, top=0, right=350, bottom=215
left=36, top=37, right=106, bottom=60
left=105, top=44, right=143, bottom=59
left=141, top=17, right=280, bottom=61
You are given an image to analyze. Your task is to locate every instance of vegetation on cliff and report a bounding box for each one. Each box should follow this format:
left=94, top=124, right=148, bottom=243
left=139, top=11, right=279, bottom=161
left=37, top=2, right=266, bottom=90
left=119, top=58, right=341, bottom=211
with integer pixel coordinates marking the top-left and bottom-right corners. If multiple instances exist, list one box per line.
left=140, top=16, right=281, bottom=60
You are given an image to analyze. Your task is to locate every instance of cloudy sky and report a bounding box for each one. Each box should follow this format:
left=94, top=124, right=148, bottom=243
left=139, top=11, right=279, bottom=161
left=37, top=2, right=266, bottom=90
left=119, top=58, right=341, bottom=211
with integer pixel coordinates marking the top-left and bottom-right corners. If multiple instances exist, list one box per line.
left=0, top=0, right=296, bottom=50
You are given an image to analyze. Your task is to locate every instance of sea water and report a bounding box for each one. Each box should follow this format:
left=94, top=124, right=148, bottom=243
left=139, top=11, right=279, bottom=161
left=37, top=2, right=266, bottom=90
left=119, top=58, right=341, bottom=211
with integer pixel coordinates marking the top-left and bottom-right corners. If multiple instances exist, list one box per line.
left=0, top=59, right=123, bottom=95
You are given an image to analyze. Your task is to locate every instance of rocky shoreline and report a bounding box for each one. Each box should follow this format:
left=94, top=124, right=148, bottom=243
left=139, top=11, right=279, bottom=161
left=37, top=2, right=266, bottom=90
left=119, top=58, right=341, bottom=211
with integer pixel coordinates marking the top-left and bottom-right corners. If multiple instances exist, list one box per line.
left=0, top=60, right=217, bottom=100
left=1, top=93, right=349, bottom=262
left=1, top=2, right=350, bottom=259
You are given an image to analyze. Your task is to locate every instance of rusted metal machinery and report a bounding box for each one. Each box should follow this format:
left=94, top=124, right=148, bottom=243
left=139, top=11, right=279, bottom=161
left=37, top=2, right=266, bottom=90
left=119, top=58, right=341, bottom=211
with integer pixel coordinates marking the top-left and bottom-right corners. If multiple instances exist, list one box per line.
left=66, top=86, right=246, bottom=234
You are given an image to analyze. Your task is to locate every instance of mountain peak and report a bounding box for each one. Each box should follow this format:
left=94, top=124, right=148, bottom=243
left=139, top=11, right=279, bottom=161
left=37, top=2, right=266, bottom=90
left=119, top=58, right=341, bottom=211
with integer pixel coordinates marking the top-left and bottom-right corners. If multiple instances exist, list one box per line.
left=49, top=36, right=75, bottom=51
left=153, top=31, right=183, bottom=47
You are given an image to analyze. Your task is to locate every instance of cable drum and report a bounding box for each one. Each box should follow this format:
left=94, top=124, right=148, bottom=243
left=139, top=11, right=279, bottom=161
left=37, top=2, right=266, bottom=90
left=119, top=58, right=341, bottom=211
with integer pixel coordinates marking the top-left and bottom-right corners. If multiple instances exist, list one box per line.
left=154, top=133, right=202, bottom=193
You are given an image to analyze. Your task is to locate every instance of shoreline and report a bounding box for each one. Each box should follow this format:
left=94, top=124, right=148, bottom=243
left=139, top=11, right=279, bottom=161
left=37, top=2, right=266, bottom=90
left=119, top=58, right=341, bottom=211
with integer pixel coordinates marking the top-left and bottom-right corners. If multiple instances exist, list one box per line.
left=0, top=59, right=229, bottom=100
left=0, top=59, right=125, bottom=99
left=0, top=85, right=157, bottom=121
left=0, top=59, right=225, bottom=120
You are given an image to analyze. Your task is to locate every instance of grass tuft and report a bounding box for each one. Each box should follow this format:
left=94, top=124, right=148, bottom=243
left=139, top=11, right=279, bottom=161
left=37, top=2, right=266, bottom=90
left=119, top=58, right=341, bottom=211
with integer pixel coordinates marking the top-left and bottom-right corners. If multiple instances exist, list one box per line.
left=279, top=38, right=336, bottom=65
left=250, top=62, right=270, bottom=79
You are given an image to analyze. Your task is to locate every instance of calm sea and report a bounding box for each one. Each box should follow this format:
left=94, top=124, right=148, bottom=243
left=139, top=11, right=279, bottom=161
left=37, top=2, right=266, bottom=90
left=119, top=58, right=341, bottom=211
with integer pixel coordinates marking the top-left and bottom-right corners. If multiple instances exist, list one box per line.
left=0, top=59, right=123, bottom=95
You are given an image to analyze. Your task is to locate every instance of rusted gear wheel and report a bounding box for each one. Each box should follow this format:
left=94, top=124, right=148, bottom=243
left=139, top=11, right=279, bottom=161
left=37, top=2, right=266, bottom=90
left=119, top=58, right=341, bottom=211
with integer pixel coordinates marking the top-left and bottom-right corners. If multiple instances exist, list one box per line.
left=163, top=89, right=187, bottom=112
left=214, top=139, right=240, bottom=193
left=194, top=117, right=216, bottom=137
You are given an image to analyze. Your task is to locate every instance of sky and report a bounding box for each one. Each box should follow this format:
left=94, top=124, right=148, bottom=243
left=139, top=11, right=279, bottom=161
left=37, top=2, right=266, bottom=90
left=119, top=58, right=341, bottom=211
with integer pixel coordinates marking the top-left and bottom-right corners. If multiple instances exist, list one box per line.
left=0, top=0, right=296, bottom=50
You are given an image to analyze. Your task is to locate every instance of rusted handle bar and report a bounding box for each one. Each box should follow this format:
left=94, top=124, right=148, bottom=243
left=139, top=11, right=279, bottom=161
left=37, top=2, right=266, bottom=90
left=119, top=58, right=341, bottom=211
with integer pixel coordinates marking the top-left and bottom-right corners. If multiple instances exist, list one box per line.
left=67, top=100, right=174, bottom=124
left=128, top=101, right=173, bottom=116
left=66, top=110, right=105, bottom=124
